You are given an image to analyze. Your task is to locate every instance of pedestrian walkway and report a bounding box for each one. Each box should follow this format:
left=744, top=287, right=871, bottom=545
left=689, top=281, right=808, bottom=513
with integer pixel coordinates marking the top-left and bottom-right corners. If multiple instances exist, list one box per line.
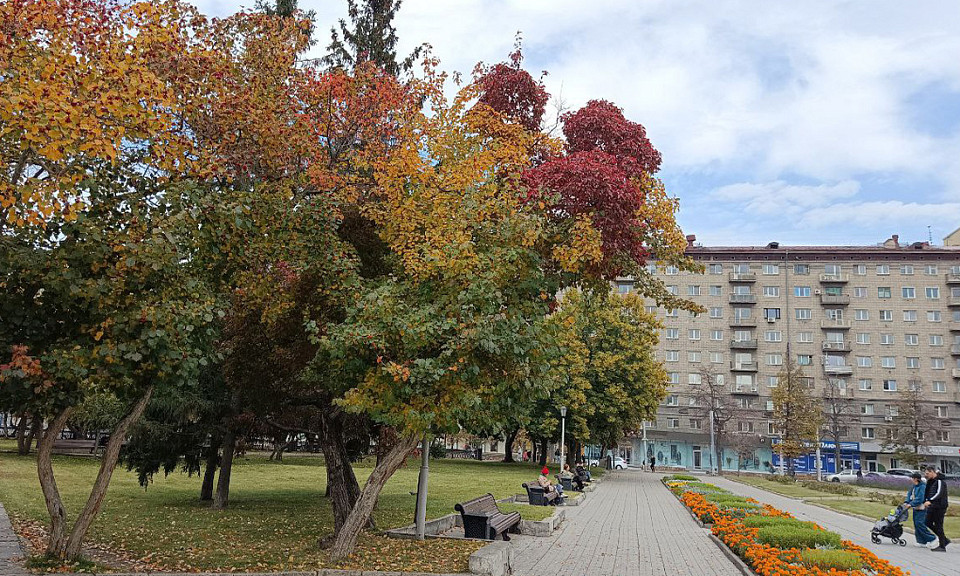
left=510, top=471, right=741, bottom=576
left=712, top=476, right=955, bottom=576
left=0, top=503, right=26, bottom=576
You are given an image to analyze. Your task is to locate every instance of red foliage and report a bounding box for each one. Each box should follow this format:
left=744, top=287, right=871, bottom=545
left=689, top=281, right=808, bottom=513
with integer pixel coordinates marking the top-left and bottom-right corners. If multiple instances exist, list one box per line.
left=562, top=99, right=661, bottom=177
left=522, top=150, right=647, bottom=274
left=477, top=49, right=549, bottom=132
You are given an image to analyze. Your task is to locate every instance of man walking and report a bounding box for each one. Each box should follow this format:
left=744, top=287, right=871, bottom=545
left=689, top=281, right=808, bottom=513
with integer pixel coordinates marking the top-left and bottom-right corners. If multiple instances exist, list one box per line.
left=922, top=466, right=950, bottom=552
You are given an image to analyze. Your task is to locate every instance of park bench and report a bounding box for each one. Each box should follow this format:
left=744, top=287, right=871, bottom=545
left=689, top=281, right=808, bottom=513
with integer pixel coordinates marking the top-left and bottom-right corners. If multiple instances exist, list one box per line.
left=51, top=438, right=99, bottom=456
left=522, top=481, right=560, bottom=506
left=454, top=493, right=521, bottom=541
left=556, top=474, right=574, bottom=492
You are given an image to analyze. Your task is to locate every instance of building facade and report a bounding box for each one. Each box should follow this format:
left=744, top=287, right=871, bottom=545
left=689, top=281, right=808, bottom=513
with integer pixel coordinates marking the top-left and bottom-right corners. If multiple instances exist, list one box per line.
left=620, top=235, right=960, bottom=474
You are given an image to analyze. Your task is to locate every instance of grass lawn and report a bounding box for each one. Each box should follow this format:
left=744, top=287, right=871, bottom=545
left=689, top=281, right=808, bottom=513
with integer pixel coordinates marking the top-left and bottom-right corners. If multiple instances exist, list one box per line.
left=727, top=475, right=960, bottom=538
left=0, top=450, right=566, bottom=573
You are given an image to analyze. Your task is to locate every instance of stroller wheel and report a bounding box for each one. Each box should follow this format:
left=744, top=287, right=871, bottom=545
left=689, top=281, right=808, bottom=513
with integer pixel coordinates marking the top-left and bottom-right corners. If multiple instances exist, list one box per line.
left=897, top=538, right=906, bottom=547
left=871, top=535, right=880, bottom=544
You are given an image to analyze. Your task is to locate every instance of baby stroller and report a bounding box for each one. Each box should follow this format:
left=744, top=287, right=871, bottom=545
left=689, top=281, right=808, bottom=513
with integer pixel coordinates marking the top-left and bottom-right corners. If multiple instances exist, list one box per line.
left=870, top=503, right=909, bottom=546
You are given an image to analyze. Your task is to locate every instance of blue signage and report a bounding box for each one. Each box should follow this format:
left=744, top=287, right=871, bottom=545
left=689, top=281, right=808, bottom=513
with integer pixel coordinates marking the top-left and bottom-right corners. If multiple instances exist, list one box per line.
left=770, top=440, right=860, bottom=474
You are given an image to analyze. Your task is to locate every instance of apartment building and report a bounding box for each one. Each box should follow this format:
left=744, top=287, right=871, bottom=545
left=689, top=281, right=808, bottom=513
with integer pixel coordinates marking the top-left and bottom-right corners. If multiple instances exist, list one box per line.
left=619, top=234, right=960, bottom=475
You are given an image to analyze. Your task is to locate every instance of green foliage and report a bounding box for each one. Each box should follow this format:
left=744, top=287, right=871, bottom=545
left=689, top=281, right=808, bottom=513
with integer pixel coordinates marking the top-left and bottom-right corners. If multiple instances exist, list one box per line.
left=772, top=363, right=822, bottom=465
left=756, top=526, right=842, bottom=550
left=766, top=474, right=797, bottom=484
left=800, top=480, right=857, bottom=496
left=798, top=549, right=863, bottom=571
left=323, top=0, right=423, bottom=76
left=669, top=474, right=698, bottom=481
left=741, top=516, right=817, bottom=530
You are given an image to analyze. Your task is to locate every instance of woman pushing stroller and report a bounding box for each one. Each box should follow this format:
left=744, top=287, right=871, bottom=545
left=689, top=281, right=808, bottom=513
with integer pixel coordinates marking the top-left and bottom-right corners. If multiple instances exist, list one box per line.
left=905, top=472, right=938, bottom=548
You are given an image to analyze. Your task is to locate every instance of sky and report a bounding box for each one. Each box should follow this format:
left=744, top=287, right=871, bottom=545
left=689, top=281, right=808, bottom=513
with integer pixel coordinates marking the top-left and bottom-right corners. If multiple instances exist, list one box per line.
left=195, top=0, right=960, bottom=247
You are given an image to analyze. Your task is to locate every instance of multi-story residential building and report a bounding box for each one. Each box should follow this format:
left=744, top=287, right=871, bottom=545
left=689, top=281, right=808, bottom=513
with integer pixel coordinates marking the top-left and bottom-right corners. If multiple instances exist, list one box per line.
left=618, top=234, right=960, bottom=475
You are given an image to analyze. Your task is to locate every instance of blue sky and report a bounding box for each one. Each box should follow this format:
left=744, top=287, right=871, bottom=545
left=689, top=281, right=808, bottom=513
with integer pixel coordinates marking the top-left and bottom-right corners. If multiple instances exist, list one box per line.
left=196, top=0, right=960, bottom=247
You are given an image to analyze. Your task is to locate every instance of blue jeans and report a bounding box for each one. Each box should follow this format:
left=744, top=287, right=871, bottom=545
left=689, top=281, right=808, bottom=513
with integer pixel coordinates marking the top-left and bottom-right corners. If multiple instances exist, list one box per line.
left=913, top=508, right=937, bottom=544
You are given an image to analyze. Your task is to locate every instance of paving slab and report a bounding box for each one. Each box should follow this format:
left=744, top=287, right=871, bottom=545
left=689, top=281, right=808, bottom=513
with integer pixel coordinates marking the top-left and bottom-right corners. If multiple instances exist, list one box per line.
left=0, top=503, right=26, bottom=576
left=712, top=475, right=957, bottom=576
left=509, top=471, right=740, bottom=576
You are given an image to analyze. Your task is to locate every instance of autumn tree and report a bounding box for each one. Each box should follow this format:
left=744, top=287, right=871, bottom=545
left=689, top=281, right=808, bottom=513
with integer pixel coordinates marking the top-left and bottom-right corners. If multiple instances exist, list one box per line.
left=821, top=378, right=854, bottom=473
left=882, top=386, right=938, bottom=468
left=772, top=361, right=822, bottom=474
left=691, top=367, right=742, bottom=472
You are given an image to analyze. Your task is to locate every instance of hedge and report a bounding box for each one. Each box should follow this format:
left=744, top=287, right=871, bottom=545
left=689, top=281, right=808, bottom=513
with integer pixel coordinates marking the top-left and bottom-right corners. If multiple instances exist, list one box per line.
left=756, top=525, right=843, bottom=550
left=799, top=549, right=863, bottom=571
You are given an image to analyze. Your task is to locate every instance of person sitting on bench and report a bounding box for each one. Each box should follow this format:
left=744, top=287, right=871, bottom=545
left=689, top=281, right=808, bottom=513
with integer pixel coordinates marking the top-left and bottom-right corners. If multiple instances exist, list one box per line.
left=561, top=463, right=584, bottom=491
left=575, top=463, right=591, bottom=482
left=538, top=467, right=564, bottom=497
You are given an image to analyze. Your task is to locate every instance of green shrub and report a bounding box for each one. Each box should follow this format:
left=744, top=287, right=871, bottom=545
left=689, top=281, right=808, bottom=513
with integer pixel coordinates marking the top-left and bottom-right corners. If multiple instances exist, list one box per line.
left=799, top=549, right=863, bottom=571
left=704, top=494, right=753, bottom=504
left=742, top=516, right=816, bottom=530
left=766, top=474, right=796, bottom=484
left=800, top=481, right=856, bottom=496
left=865, top=491, right=903, bottom=506
left=670, top=474, right=698, bottom=481
left=757, top=526, right=842, bottom=550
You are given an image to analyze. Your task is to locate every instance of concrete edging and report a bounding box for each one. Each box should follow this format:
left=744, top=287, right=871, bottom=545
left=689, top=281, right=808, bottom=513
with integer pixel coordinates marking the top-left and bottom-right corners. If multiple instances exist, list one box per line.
left=707, top=535, right=754, bottom=576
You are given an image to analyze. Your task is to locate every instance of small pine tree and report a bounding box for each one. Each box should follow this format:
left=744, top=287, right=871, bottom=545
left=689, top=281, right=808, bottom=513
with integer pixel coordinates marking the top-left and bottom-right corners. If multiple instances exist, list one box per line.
left=322, top=0, right=424, bottom=76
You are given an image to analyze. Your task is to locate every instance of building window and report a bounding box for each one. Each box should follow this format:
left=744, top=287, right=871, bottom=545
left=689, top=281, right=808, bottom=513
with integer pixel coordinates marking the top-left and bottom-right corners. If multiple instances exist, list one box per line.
left=738, top=421, right=755, bottom=433
left=906, top=357, right=920, bottom=369
left=905, top=334, right=919, bottom=346
left=878, top=287, right=892, bottom=298
left=645, top=306, right=657, bottom=314
left=710, top=330, right=724, bottom=341
left=763, top=264, right=779, bottom=275
left=856, top=333, right=871, bottom=344
left=797, top=354, right=812, bottom=366
left=928, top=311, right=942, bottom=322
left=879, top=310, right=893, bottom=321
left=709, top=307, right=723, bottom=318
left=690, top=419, right=702, bottom=430
left=876, top=264, right=890, bottom=275
left=932, top=357, right=945, bottom=369
left=883, top=379, right=897, bottom=391
left=688, top=285, right=701, bottom=296
left=862, top=427, right=876, bottom=439
left=667, top=372, right=680, bottom=384
left=880, top=333, right=894, bottom=345
left=926, top=287, right=940, bottom=300
left=764, top=308, right=781, bottom=320
left=854, top=287, right=867, bottom=298
left=795, top=264, right=810, bottom=275
left=796, top=308, right=812, bottom=320
left=766, top=354, right=783, bottom=366
left=668, top=418, right=680, bottom=429
left=795, top=286, right=811, bottom=297
left=616, top=282, right=633, bottom=294
left=937, top=431, right=950, bottom=442
left=665, top=265, right=679, bottom=275
left=666, top=395, right=679, bottom=406
left=688, top=351, right=701, bottom=363
left=855, top=309, right=869, bottom=321
left=855, top=264, right=867, bottom=275
left=824, top=264, right=842, bottom=276
left=665, top=329, right=680, bottom=340
left=857, top=356, right=873, bottom=368
left=936, top=406, right=949, bottom=418
left=710, top=285, right=722, bottom=296
left=902, top=287, right=916, bottom=299
left=666, top=309, right=678, bottom=317
left=925, top=265, right=938, bottom=275
left=763, top=286, right=780, bottom=297
left=688, top=373, right=702, bottom=385
left=930, top=334, right=943, bottom=346
left=900, top=264, right=914, bottom=275
left=765, top=330, right=782, bottom=342
left=881, top=357, right=896, bottom=368
left=909, top=380, right=921, bottom=392
left=709, top=263, right=723, bottom=275
left=767, top=376, right=779, bottom=388
left=798, top=331, right=813, bottom=343
left=710, top=352, right=723, bottom=364
left=666, top=285, right=678, bottom=295
left=861, top=404, right=875, bottom=415
left=665, top=350, right=680, bottom=362
left=859, top=379, right=873, bottom=391
left=689, top=329, right=701, bottom=341
left=903, top=310, right=918, bottom=322
left=933, top=381, right=946, bottom=393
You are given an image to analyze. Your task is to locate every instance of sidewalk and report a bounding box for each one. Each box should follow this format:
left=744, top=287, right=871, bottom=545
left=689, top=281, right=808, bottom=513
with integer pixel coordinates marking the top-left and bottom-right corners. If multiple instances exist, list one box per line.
left=0, top=503, right=26, bottom=576
left=712, top=475, right=955, bottom=576
left=510, top=471, right=741, bottom=576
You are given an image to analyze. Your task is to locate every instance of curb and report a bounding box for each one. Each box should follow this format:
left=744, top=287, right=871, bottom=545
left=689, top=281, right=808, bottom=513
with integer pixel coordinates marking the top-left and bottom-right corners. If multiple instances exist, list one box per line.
left=707, top=534, right=754, bottom=576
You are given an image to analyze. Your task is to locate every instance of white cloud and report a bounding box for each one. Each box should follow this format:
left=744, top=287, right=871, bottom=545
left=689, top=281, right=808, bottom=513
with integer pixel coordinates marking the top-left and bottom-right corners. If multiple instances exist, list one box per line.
left=799, top=201, right=960, bottom=230
left=713, top=180, right=860, bottom=216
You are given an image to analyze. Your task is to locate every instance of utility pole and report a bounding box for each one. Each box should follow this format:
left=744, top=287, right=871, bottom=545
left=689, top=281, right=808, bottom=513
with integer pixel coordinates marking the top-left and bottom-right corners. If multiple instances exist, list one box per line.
left=709, top=409, right=717, bottom=474
left=559, top=406, right=567, bottom=469
left=415, top=433, right=431, bottom=539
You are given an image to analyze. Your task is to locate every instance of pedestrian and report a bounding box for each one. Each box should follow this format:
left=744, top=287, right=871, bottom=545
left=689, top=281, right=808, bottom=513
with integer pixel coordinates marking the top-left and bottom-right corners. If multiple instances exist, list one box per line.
left=905, top=472, right=937, bottom=547
left=537, top=466, right=564, bottom=499
left=561, top=463, right=584, bottom=491
left=649, top=456, right=656, bottom=473
left=922, top=466, right=951, bottom=551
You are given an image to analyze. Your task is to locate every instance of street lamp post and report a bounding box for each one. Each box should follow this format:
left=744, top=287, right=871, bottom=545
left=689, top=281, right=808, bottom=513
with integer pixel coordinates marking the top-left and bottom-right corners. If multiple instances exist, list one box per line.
left=559, top=406, right=567, bottom=468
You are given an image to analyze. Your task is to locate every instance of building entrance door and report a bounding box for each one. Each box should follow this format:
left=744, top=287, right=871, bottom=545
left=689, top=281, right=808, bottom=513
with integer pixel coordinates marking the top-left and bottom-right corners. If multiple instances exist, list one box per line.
left=693, top=446, right=702, bottom=469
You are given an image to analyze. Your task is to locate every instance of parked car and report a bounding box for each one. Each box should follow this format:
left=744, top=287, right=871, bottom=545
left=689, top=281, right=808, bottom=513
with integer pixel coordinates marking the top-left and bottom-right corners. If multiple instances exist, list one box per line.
left=826, top=469, right=861, bottom=483
left=588, top=456, right=627, bottom=469
left=885, top=468, right=920, bottom=477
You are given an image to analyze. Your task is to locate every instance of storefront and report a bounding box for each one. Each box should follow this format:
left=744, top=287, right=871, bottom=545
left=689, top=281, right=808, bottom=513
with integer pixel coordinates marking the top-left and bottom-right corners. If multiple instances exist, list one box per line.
left=633, top=433, right=776, bottom=473
left=770, top=440, right=861, bottom=474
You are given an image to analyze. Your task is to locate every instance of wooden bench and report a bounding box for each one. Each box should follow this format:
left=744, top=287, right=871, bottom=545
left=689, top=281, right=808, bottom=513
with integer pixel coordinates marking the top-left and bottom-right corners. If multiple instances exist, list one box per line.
left=523, top=481, right=560, bottom=506
left=556, top=474, right=575, bottom=492
left=454, top=494, right=521, bottom=541
left=52, top=438, right=99, bottom=456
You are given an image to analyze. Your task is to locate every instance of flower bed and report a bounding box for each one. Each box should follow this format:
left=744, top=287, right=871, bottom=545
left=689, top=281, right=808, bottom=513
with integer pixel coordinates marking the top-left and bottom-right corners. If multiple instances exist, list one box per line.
left=663, top=476, right=906, bottom=576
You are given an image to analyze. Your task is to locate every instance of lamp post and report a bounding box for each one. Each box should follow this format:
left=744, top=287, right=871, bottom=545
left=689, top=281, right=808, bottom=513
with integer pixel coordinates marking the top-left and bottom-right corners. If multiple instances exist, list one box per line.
left=559, top=406, right=567, bottom=468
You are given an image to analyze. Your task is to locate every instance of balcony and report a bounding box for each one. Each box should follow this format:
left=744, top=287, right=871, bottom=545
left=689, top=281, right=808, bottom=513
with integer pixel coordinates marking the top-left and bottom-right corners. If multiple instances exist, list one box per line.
left=948, top=297, right=960, bottom=307
left=730, top=339, right=758, bottom=350
left=822, top=342, right=851, bottom=352
left=951, top=344, right=960, bottom=355
left=729, top=294, right=757, bottom=304
left=730, top=318, right=757, bottom=328
left=732, top=386, right=760, bottom=395
left=820, top=319, right=851, bottom=330
left=820, top=294, right=850, bottom=306
left=951, top=321, right=960, bottom=332
left=731, top=362, right=758, bottom=372
left=946, top=273, right=960, bottom=285
left=819, top=274, right=849, bottom=283
left=728, top=272, right=757, bottom=282
left=824, top=365, right=854, bottom=376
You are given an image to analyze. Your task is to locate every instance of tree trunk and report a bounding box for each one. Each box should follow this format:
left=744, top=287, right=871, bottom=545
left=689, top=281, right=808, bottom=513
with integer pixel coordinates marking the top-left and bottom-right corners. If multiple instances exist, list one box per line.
left=15, top=413, right=30, bottom=455
left=26, top=417, right=42, bottom=454
left=36, top=408, right=74, bottom=558
left=319, top=413, right=368, bottom=542
left=62, top=388, right=153, bottom=560
left=502, top=428, right=518, bottom=463
left=214, top=430, right=236, bottom=509
left=328, top=433, right=419, bottom=562
left=538, top=438, right=547, bottom=467
left=833, top=440, right=841, bottom=475
left=200, top=434, right=222, bottom=501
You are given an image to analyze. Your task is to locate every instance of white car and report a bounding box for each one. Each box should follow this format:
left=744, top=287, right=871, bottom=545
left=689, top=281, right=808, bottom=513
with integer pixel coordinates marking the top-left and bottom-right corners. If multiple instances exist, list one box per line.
left=826, top=469, right=862, bottom=483
left=589, top=456, right=627, bottom=469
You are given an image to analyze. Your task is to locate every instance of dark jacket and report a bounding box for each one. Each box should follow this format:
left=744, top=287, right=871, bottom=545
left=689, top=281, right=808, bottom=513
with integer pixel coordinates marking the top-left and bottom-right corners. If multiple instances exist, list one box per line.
left=924, top=474, right=949, bottom=510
